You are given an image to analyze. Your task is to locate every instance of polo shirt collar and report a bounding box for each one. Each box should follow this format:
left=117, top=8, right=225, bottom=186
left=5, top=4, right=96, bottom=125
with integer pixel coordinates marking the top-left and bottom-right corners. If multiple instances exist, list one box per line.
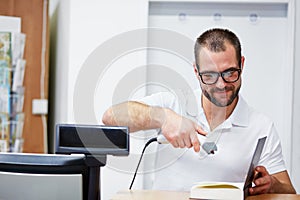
left=185, top=90, right=249, bottom=129
left=229, top=95, right=249, bottom=127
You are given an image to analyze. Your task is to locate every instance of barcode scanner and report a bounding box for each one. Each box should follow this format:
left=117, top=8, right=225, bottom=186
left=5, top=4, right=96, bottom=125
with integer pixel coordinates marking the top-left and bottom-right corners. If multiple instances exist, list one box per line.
left=129, top=134, right=218, bottom=189
left=157, top=134, right=217, bottom=154
left=156, top=134, right=169, bottom=144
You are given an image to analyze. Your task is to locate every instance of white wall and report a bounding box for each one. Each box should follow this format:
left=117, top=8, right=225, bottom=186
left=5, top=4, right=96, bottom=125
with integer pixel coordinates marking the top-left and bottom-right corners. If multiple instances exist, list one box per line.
left=291, top=0, right=300, bottom=193
left=49, top=0, right=300, bottom=197
left=49, top=1, right=149, bottom=199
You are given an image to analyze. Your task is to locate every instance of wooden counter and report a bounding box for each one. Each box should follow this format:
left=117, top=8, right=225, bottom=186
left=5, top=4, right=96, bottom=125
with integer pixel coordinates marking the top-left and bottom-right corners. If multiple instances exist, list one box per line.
left=111, top=190, right=300, bottom=200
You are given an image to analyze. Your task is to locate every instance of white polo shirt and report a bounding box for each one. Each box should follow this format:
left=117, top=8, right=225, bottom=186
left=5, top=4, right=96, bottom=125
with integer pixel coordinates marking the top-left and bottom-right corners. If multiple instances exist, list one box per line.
left=138, top=89, right=286, bottom=191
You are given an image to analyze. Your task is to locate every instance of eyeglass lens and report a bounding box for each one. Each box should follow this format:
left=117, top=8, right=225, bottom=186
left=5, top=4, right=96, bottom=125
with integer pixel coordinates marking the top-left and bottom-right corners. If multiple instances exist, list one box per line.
left=200, top=68, right=240, bottom=85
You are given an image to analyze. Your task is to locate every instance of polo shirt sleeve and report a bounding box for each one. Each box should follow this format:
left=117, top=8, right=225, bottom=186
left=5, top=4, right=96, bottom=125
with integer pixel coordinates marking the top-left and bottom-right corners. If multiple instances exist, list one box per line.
left=132, top=92, right=181, bottom=137
left=134, top=91, right=179, bottom=110
left=259, top=123, right=287, bottom=175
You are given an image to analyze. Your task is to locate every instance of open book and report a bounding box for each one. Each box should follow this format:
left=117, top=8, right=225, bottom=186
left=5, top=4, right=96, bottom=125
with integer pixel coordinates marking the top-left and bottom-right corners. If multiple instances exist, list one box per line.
left=190, top=182, right=243, bottom=200
left=190, top=136, right=267, bottom=200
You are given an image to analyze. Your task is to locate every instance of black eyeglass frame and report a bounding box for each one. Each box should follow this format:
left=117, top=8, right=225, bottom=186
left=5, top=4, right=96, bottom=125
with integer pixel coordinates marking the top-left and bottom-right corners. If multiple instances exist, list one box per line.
left=197, top=66, right=242, bottom=85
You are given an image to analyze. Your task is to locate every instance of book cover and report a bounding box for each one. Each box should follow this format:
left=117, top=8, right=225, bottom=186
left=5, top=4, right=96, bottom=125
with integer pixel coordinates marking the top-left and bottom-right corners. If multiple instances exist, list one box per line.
left=0, top=113, right=9, bottom=152
left=0, top=85, right=10, bottom=113
left=0, top=32, right=26, bottom=68
left=0, top=32, right=12, bottom=68
left=11, top=33, right=26, bottom=66
left=10, top=88, right=25, bottom=115
left=10, top=113, right=25, bottom=152
left=12, top=59, right=26, bottom=92
left=0, top=60, right=12, bottom=86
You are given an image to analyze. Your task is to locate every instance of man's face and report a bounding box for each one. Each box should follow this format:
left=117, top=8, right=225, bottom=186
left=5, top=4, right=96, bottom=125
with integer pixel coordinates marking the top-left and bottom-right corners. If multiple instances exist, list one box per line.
left=195, top=44, right=243, bottom=107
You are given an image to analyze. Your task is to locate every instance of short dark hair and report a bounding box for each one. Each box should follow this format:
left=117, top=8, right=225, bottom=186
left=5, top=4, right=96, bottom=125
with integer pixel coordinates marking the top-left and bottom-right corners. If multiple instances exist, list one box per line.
left=194, top=28, right=242, bottom=69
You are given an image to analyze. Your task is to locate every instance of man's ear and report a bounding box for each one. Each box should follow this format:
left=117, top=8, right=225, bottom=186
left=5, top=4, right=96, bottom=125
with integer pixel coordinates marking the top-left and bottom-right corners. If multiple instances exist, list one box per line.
left=193, top=62, right=198, bottom=74
left=193, top=63, right=200, bottom=80
left=241, top=56, right=245, bottom=70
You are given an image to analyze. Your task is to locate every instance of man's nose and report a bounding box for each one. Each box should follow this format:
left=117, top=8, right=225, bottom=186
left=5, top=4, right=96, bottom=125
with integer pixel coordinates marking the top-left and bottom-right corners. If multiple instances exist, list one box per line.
left=215, top=75, right=226, bottom=88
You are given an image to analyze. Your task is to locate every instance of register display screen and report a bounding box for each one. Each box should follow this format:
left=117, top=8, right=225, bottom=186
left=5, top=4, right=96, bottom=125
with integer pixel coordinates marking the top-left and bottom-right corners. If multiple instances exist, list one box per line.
left=56, top=124, right=129, bottom=156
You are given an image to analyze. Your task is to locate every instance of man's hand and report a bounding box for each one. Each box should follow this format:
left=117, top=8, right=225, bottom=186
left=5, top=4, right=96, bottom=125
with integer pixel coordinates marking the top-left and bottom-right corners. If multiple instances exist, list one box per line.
left=249, top=166, right=273, bottom=195
left=160, top=108, right=206, bottom=152
left=102, top=102, right=207, bottom=152
left=249, top=166, right=296, bottom=195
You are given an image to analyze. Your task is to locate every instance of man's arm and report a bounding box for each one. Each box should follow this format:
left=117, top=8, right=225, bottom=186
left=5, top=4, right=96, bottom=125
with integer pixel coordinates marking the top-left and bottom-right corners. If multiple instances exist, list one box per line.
left=102, top=101, right=160, bottom=132
left=102, top=101, right=206, bottom=152
left=249, top=166, right=296, bottom=195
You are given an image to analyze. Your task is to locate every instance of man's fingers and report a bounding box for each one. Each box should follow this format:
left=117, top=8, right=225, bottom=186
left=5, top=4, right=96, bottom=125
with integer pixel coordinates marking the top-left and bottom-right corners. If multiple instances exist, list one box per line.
left=255, top=166, right=268, bottom=177
left=190, top=133, right=200, bottom=152
left=253, top=169, right=262, bottom=178
left=171, top=140, right=179, bottom=148
left=195, top=125, right=207, bottom=136
left=250, top=166, right=272, bottom=195
left=177, top=138, right=186, bottom=148
left=254, top=176, right=267, bottom=186
left=249, top=185, right=269, bottom=195
left=192, top=123, right=204, bottom=152
left=183, top=136, right=192, bottom=148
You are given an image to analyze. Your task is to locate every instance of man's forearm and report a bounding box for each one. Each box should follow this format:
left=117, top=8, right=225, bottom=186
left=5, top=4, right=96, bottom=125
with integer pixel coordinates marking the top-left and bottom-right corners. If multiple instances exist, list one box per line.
left=270, top=174, right=296, bottom=194
left=102, top=101, right=166, bottom=132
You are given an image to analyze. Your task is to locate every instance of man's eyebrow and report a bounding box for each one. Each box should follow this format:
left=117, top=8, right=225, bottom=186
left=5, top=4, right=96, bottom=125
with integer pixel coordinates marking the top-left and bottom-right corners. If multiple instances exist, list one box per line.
left=199, top=70, right=218, bottom=74
left=200, top=67, right=239, bottom=73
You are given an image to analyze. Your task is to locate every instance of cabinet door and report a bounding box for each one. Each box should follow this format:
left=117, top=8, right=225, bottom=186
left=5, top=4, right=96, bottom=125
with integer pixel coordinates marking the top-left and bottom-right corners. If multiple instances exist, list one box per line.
left=0, top=0, right=49, bottom=153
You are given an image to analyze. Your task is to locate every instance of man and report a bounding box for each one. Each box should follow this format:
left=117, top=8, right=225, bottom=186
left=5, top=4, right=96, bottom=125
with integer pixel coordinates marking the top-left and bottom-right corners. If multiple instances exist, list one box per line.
left=102, top=28, right=296, bottom=195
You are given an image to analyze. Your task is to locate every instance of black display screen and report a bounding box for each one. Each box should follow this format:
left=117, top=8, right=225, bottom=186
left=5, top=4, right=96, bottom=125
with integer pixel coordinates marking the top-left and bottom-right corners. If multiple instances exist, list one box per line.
left=56, top=124, right=129, bottom=156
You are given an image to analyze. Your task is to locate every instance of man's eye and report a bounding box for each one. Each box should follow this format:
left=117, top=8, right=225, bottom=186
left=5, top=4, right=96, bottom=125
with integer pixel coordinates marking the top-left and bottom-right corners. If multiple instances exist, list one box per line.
left=223, top=70, right=235, bottom=77
left=203, top=73, right=216, bottom=78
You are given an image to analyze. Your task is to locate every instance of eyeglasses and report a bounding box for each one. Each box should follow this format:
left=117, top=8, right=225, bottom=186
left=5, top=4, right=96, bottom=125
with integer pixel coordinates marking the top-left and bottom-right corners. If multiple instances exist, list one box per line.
left=198, top=67, right=241, bottom=85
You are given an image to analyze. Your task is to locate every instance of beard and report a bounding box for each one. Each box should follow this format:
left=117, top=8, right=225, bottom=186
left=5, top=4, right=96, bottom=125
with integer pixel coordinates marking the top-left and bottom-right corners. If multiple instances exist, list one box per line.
left=202, top=84, right=241, bottom=107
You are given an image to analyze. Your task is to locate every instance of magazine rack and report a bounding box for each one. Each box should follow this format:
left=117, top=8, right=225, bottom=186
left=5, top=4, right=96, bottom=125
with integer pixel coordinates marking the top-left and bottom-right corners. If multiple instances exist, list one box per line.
left=0, top=30, right=26, bottom=153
